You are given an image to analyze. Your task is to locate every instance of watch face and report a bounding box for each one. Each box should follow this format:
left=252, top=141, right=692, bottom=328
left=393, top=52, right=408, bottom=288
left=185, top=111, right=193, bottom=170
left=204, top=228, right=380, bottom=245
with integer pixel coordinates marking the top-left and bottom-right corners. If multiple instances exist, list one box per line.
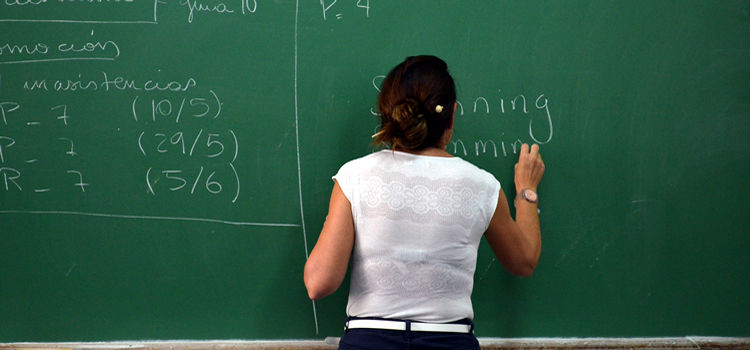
left=525, top=190, right=537, bottom=201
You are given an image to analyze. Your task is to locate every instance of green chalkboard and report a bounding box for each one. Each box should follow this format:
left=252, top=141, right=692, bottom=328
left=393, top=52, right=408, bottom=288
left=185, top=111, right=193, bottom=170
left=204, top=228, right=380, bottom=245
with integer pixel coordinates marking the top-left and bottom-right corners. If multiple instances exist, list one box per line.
left=1, top=0, right=749, bottom=341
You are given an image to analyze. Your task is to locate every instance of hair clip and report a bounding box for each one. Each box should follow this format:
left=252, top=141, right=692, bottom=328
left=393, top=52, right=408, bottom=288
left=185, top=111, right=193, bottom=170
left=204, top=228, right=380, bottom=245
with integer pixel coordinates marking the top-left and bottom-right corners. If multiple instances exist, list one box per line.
left=435, top=105, right=444, bottom=113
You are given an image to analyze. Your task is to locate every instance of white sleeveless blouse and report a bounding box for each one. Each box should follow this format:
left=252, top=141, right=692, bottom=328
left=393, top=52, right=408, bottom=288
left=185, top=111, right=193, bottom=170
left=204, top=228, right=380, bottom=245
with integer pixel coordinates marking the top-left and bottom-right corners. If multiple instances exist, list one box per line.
left=333, top=150, right=500, bottom=322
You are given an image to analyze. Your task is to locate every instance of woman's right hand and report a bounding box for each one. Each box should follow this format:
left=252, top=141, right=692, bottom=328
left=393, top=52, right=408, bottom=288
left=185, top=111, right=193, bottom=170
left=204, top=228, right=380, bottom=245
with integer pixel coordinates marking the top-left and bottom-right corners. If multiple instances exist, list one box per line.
left=514, top=143, right=545, bottom=193
left=484, top=143, right=545, bottom=277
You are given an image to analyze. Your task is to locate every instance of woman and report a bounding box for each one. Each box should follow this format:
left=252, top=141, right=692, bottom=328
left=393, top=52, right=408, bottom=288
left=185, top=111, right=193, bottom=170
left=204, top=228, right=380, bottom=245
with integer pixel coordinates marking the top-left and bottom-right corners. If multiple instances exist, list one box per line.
left=304, top=55, right=545, bottom=350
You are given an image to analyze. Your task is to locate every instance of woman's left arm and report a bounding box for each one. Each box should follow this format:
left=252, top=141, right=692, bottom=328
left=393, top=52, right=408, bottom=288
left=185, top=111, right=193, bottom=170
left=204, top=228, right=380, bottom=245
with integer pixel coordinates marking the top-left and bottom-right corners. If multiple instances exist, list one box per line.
left=303, top=181, right=355, bottom=300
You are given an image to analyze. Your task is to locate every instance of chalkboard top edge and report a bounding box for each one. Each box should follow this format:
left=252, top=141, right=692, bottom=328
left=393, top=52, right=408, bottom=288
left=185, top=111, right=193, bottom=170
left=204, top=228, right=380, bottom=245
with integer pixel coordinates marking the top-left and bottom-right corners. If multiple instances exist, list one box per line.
left=2, top=338, right=749, bottom=350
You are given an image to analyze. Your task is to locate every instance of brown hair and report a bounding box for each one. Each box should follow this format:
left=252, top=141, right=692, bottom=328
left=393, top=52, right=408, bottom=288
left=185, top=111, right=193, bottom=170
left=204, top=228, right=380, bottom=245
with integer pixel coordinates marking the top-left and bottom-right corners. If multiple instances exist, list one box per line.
left=374, top=55, right=457, bottom=151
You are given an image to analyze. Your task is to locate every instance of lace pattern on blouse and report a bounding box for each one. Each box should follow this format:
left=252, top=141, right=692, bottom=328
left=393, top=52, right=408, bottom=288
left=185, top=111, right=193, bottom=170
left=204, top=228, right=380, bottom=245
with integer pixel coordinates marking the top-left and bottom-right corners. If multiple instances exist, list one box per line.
left=359, top=172, right=490, bottom=229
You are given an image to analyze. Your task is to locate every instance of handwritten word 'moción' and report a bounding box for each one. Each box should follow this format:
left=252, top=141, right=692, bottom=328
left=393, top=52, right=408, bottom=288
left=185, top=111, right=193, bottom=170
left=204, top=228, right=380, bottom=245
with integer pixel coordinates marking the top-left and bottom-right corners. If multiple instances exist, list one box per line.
left=0, top=41, right=120, bottom=64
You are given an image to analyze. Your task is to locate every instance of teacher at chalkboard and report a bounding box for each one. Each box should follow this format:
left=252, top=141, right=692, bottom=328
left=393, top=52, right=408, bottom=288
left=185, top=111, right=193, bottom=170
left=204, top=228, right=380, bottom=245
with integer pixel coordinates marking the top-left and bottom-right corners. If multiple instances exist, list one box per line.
left=304, top=55, right=545, bottom=350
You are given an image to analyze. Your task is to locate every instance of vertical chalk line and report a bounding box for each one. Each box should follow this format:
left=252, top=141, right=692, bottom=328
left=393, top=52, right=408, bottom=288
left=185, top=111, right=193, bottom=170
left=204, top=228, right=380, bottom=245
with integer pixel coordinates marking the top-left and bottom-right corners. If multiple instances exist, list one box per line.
left=293, top=0, right=319, bottom=334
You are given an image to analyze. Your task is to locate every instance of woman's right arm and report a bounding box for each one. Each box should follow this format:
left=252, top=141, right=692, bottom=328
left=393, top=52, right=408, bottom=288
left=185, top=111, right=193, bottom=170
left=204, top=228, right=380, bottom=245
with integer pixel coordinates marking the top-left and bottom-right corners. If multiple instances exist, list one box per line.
left=484, top=143, right=545, bottom=277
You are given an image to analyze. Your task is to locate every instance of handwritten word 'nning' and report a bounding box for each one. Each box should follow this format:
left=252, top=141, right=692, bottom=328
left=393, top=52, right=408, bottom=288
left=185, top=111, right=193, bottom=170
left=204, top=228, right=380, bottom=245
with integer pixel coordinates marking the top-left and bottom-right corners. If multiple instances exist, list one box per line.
left=371, top=76, right=554, bottom=145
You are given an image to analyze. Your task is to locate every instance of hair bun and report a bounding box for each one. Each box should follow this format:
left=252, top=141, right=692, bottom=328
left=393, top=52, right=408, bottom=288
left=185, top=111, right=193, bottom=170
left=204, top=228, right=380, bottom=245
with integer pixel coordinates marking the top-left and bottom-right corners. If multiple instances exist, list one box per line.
left=388, top=98, right=428, bottom=149
left=392, top=99, right=422, bottom=123
left=374, top=55, right=456, bottom=151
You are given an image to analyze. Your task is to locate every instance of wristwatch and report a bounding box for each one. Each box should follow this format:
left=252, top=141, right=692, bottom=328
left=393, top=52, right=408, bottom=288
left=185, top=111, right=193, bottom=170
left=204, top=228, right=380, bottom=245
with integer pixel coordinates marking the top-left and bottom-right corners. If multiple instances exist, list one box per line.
left=516, top=189, right=538, bottom=205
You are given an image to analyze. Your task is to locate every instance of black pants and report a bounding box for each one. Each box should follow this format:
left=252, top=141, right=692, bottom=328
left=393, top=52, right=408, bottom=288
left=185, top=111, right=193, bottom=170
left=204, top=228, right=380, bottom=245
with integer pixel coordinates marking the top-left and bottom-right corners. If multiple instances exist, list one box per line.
left=338, top=318, right=480, bottom=350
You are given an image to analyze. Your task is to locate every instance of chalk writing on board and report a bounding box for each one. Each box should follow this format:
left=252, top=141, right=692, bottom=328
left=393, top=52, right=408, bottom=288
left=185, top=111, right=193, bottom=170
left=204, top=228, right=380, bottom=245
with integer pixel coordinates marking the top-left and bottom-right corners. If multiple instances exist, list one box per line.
left=130, top=88, right=240, bottom=202
left=320, top=0, right=370, bottom=20
left=67, top=170, right=89, bottom=192
left=0, top=165, right=91, bottom=193
left=180, top=0, right=257, bottom=23
left=448, top=138, right=525, bottom=158
left=59, top=137, right=76, bottom=156
left=371, top=75, right=554, bottom=147
left=0, top=0, right=160, bottom=24
left=58, top=40, right=120, bottom=57
left=3, top=0, right=133, bottom=6
left=0, top=102, right=19, bottom=124
left=0, top=136, right=14, bottom=162
left=455, top=92, right=554, bottom=145
left=0, top=167, right=22, bottom=191
left=145, top=163, right=240, bottom=202
left=52, top=105, right=70, bottom=125
left=141, top=128, right=241, bottom=201
left=137, top=130, right=238, bottom=161
left=23, top=72, right=198, bottom=92
left=0, top=209, right=301, bottom=227
left=132, top=91, right=221, bottom=122
left=0, top=0, right=303, bottom=230
left=0, top=99, right=94, bottom=193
